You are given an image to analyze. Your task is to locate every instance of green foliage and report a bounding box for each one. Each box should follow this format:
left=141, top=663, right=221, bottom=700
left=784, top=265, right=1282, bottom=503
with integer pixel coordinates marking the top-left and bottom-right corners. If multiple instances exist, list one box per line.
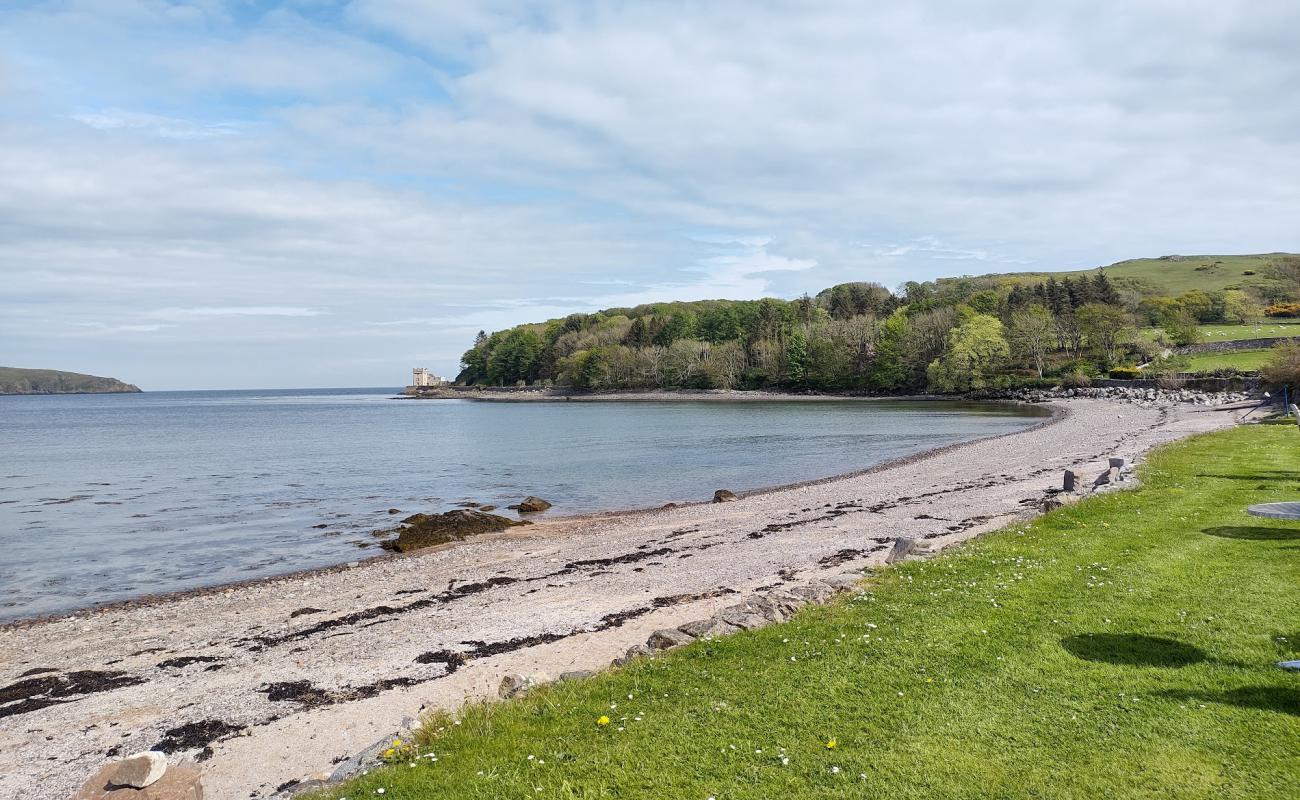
left=1108, top=366, right=1142, bottom=380
left=926, top=313, right=1009, bottom=392
left=1260, top=342, right=1300, bottom=388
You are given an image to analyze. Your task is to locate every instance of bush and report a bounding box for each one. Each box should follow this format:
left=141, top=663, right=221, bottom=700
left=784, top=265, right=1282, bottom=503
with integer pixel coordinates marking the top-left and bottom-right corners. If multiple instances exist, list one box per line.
left=1260, top=342, right=1300, bottom=389
left=1108, top=366, right=1142, bottom=380
left=1062, top=370, right=1093, bottom=389
left=1264, top=303, right=1300, bottom=318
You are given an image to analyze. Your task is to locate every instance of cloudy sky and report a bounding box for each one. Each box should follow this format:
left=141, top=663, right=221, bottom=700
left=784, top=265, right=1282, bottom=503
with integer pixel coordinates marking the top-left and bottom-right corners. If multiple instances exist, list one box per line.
left=3, top=1, right=1298, bottom=389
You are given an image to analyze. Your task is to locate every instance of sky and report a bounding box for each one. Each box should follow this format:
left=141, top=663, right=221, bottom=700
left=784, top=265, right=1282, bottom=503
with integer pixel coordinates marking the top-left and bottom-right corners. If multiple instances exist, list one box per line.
left=2, top=1, right=1298, bottom=390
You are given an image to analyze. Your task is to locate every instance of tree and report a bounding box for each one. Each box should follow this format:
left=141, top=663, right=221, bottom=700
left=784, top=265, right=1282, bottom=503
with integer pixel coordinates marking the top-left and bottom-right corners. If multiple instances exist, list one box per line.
left=925, top=313, right=1009, bottom=392
left=1160, top=307, right=1200, bottom=347
left=1260, top=342, right=1300, bottom=390
left=784, top=327, right=807, bottom=385
left=1076, top=303, right=1135, bottom=368
left=1221, top=290, right=1261, bottom=325
left=1007, top=304, right=1054, bottom=378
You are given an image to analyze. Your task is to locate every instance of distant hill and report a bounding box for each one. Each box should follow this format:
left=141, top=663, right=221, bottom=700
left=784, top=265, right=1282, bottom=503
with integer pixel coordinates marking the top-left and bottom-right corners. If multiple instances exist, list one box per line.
left=967, top=253, right=1295, bottom=297
left=0, top=367, right=141, bottom=395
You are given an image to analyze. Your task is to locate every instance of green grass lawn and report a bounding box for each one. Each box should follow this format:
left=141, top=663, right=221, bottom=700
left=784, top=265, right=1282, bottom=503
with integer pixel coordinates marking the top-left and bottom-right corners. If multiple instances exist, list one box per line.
left=312, top=426, right=1300, bottom=800
left=1183, top=349, right=1274, bottom=373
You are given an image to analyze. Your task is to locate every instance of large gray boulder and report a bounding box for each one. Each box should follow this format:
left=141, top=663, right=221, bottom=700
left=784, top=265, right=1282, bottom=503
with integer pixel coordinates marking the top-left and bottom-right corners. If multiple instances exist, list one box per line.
left=678, top=617, right=740, bottom=639
left=647, top=628, right=695, bottom=650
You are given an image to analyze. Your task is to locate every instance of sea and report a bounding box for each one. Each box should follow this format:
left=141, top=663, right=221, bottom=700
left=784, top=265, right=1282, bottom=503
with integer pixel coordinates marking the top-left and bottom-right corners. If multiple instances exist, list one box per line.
left=0, top=389, right=1049, bottom=621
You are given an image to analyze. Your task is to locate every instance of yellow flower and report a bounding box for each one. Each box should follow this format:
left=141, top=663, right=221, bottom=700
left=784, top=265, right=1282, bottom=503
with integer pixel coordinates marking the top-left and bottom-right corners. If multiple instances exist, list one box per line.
left=597, top=715, right=611, bottom=726
left=825, top=739, right=837, bottom=750
left=393, top=739, right=402, bottom=747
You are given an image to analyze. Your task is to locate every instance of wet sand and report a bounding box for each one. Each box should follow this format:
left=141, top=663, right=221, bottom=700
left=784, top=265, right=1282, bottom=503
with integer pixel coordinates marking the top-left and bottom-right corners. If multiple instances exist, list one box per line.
left=0, top=398, right=1246, bottom=799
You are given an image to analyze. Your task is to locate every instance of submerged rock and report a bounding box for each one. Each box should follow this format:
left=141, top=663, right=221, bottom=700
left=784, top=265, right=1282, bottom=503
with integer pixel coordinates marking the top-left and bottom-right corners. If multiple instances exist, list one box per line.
left=509, top=496, right=553, bottom=513
left=383, top=509, right=527, bottom=553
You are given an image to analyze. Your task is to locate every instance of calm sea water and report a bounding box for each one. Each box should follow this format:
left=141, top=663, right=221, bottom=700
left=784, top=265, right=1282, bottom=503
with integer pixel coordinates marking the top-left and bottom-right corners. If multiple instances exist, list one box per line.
left=0, top=389, right=1047, bottom=621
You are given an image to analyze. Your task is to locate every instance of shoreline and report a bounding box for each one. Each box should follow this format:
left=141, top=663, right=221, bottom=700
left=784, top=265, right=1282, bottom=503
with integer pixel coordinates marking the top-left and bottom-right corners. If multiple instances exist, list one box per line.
left=399, top=387, right=962, bottom=402
left=0, top=399, right=1059, bottom=631
left=0, top=398, right=1251, bottom=800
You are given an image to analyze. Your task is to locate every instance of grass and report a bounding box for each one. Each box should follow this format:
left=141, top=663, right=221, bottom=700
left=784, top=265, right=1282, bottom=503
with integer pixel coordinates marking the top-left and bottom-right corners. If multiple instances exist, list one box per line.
left=311, top=426, right=1300, bottom=800
left=987, top=253, right=1294, bottom=296
left=1140, top=323, right=1300, bottom=345
left=1183, top=350, right=1273, bottom=373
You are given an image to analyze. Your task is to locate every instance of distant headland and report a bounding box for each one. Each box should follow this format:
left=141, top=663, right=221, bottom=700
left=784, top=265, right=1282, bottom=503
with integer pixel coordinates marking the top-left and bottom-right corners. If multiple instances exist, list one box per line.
left=0, top=367, right=141, bottom=395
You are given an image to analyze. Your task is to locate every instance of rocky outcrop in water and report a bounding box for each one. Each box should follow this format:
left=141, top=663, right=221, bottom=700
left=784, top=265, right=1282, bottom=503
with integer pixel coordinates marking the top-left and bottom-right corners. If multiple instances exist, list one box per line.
left=380, top=510, right=527, bottom=553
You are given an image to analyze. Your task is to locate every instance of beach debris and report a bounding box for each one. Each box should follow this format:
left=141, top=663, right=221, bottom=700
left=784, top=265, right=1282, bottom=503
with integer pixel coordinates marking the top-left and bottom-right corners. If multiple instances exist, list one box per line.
left=712, top=489, right=738, bottom=503
left=74, top=757, right=201, bottom=800
left=509, top=496, right=553, bottom=513
left=646, top=628, right=695, bottom=650
left=380, top=509, right=526, bottom=553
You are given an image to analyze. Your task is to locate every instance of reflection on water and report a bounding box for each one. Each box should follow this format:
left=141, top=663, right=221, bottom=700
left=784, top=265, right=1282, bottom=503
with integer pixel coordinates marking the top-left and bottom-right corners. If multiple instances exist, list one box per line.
left=0, top=388, right=1047, bottom=620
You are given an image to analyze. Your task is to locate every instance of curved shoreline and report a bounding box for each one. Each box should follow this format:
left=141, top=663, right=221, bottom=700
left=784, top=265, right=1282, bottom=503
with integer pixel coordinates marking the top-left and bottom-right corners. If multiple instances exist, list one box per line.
left=0, top=399, right=1059, bottom=631
left=0, top=398, right=1249, bottom=800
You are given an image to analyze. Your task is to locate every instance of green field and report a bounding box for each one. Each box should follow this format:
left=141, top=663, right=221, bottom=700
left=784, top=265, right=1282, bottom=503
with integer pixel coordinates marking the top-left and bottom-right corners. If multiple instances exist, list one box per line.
left=1139, top=322, right=1300, bottom=345
left=1184, top=350, right=1274, bottom=373
left=988, top=253, right=1295, bottom=297
left=310, top=426, right=1300, bottom=800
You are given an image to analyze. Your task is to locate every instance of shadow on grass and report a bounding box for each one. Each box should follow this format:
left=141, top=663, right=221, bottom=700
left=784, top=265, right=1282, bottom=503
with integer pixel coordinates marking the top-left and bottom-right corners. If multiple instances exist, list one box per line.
left=1159, top=687, right=1300, bottom=717
left=1061, top=634, right=1206, bottom=668
left=1196, top=471, right=1300, bottom=481
left=1202, top=526, right=1300, bottom=541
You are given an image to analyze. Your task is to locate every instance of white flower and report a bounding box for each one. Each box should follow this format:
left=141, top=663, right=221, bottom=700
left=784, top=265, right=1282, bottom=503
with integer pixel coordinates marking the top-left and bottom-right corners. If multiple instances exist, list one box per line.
left=831, top=766, right=841, bottom=774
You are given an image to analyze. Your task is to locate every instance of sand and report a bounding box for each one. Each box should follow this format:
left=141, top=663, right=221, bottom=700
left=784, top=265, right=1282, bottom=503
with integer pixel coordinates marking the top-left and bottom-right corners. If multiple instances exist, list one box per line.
left=0, top=398, right=1248, bottom=800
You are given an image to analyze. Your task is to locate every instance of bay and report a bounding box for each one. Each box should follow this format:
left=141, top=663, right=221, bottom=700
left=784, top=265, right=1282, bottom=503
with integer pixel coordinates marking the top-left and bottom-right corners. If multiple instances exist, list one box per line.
left=0, top=388, right=1048, bottom=621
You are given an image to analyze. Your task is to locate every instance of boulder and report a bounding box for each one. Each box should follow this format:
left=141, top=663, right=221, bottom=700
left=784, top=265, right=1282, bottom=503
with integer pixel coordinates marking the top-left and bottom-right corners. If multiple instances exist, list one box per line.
left=612, top=644, right=651, bottom=666
left=1063, top=470, right=1077, bottom=492
left=885, top=537, right=918, bottom=565
left=386, top=508, right=401, bottom=514
left=646, top=628, right=695, bottom=650
left=715, top=608, right=769, bottom=630
left=509, top=496, right=552, bottom=513
left=74, top=760, right=201, bottom=800
left=383, top=509, right=526, bottom=552
left=821, top=573, right=861, bottom=592
left=763, top=590, right=806, bottom=617
left=789, top=581, right=836, bottom=604
left=109, top=752, right=167, bottom=788
left=559, top=670, right=595, bottom=682
left=712, top=489, right=738, bottom=503
left=677, top=616, right=740, bottom=639
left=499, top=673, right=543, bottom=698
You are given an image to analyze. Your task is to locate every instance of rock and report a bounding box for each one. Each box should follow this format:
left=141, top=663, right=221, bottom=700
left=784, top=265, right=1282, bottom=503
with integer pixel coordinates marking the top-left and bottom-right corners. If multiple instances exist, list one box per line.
left=646, top=628, right=695, bottom=650
left=559, top=670, right=595, bottom=681
left=383, top=509, right=526, bottom=552
left=1063, top=470, right=1077, bottom=492
left=712, top=489, right=738, bottom=503
left=1108, top=457, right=1125, bottom=469
left=678, top=616, right=740, bottom=639
left=498, top=673, right=538, bottom=698
left=821, top=573, right=861, bottom=592
left=885, top=537, right=918, bottom=565
left=509, top=496, right=552, bottom=513
left=789, top=581, right=836, bottom=604
left=386, top=508, right=401, bottom=514
left=479, top=504, right=497, bottom=512
left=109, top=752, right=167, bottom=788
left=763, top=590, right=807, bottom=617
left=715, top=608, right=769, bottom=630
left=661, top=502, right=678, bottom=509
left=328, top=736, right=393, bottom=783
left=722, top=596, right=784, bottom=623
left=1041, top=497, right=1065, bottom=512
left=613, top=644, right=651, bottom=666
left=75, top=761, right=202, bottom=800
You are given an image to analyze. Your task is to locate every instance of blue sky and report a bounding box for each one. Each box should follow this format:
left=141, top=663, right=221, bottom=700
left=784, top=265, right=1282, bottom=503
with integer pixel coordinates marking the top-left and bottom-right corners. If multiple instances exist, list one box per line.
left=3, top=1, right=1299, bottom=390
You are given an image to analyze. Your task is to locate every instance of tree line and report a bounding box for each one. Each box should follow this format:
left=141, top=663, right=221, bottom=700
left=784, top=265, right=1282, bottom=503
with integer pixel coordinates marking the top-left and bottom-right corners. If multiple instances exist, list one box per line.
left=457, top=260, right=1299, bottom=393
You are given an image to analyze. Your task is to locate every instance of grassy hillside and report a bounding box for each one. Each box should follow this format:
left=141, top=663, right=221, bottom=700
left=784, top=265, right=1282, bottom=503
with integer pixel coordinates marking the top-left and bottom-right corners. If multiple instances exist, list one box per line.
left=988, top=253, right=1294, bottom=297
left=0, top=367, right=141, bottom=395
left=312, top=425, right=1299, bottom=800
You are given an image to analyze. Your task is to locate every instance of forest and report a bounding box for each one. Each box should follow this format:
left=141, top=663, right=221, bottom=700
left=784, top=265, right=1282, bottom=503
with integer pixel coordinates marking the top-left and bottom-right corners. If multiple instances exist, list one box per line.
left=456, top=256, right=1300, bottom=393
